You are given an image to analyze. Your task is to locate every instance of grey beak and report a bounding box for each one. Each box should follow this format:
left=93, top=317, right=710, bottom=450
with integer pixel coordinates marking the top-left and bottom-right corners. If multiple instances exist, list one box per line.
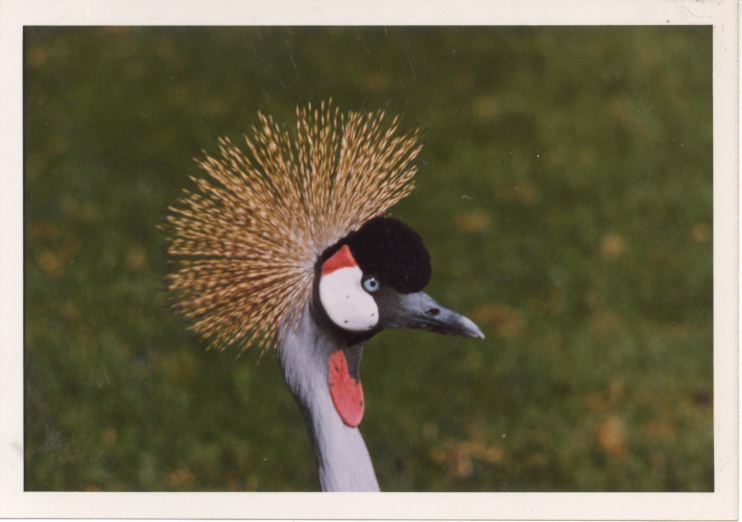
left=385, top=291, right=485, bottom=339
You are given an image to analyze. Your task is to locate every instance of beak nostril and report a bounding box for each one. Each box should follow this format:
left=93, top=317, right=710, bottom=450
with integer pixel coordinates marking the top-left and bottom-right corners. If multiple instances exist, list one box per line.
left=425, top=307, right=440, bottom=317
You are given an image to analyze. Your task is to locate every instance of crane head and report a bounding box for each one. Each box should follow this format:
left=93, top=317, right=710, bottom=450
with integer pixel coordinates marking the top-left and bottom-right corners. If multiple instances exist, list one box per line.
left=318, top=216, right=484, bottom=340
left=316, top=216, right=484, bottom=427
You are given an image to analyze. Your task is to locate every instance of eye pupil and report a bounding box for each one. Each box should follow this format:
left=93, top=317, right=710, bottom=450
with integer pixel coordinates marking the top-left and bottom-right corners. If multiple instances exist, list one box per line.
left=363, top=277, right=379, bottom=292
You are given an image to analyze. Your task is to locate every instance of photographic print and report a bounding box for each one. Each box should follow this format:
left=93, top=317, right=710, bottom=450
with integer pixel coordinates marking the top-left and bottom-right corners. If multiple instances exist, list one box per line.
left=3, top=1, right=737, bottom=519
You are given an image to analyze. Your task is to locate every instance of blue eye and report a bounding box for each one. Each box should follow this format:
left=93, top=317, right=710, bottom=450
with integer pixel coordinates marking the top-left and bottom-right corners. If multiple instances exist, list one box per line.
left=362, top=277, right=380, bottom=293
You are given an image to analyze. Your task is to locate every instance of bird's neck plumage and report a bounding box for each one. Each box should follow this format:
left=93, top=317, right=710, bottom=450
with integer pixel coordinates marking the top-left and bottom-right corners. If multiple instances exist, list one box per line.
left=277, top=301, right=380, bottom=492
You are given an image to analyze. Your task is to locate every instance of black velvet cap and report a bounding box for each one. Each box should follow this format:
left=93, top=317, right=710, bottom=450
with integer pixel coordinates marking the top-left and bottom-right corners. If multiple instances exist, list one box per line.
left=340, top=216, right=432, bottom=294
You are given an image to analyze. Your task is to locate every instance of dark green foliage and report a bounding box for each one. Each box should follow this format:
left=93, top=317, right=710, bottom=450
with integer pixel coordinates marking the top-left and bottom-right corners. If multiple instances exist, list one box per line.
left=24, top=26, right=712, bottom=491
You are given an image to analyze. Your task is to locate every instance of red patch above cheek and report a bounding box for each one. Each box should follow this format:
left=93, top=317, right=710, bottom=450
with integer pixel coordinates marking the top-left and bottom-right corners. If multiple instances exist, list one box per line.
left=328, top=350, right=365, bottom=427
left=321, top=244, right=358, bottom=276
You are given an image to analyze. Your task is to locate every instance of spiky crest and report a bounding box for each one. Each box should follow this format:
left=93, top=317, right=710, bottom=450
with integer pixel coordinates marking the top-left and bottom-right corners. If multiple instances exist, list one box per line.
left=165, top=100, right=422, bottom=352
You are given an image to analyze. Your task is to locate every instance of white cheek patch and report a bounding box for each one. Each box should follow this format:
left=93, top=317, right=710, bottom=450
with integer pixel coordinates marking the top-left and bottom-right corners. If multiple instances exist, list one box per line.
left=319, top=266, right=379, bottom=331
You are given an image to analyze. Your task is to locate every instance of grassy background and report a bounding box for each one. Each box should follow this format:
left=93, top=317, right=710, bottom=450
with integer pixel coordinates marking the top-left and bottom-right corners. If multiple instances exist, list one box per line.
left=24, top=26, right=713, bottom=492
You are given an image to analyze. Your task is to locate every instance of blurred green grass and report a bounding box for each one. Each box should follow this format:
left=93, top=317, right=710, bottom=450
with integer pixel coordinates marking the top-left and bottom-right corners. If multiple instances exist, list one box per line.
left=24, top=26, right=712, bottom=492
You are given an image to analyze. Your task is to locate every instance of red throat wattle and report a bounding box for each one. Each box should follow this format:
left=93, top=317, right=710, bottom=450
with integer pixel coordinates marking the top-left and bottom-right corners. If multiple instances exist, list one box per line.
left=328, top=350, right=364, bottom=427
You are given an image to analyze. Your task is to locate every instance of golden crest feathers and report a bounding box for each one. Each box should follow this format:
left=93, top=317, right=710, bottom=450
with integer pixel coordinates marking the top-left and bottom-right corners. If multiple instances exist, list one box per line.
left=165, top=100, right=422, bottom=351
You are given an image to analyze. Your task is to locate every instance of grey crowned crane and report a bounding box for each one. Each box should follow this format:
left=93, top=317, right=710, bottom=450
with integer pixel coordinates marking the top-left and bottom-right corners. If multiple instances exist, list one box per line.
left=165, top=100, right=484, bottom=491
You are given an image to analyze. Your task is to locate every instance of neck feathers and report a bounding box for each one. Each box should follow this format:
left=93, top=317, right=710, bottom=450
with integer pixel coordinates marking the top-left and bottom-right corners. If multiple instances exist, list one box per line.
left=277, top=302, right=379, bottom=492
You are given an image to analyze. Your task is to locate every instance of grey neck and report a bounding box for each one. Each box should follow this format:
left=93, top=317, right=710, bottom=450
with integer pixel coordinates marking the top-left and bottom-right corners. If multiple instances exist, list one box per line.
left=277, top=301, right=380, bottom=492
